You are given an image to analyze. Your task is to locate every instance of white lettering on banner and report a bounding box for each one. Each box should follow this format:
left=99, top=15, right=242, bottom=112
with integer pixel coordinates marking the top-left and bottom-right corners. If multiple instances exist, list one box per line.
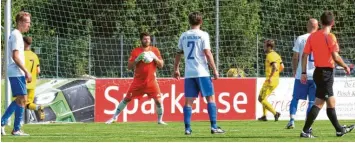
left=170, top=84, right=184, bottom=113
left=233, top=92, right=248, bottom=113
left=256, top=77, right=355, bottom=120
left=102, top=82, right=252, bottom=121
left=192, top=97, right=200, bottom=113
left=123, top=96, right=138, bottom=121
left=141, top=98, right=155, bottom=114
left=218, top=92, right=231, bottom=113
left=104, top=86, right=120, bottom=115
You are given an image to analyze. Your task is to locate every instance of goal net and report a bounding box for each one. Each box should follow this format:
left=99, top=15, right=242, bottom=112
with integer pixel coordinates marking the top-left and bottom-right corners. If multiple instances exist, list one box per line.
left=259, top=0, right=355, bottom=77
left=2, top=0, right=354, bottom=79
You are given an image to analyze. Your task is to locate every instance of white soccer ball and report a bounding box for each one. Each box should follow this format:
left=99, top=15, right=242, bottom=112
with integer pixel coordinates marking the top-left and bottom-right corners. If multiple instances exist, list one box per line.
left=142, top=52, right=154, bottom=63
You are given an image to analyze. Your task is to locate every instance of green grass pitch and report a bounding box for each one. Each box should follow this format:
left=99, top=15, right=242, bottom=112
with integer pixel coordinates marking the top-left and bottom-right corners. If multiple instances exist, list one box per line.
left=1, top=80, right=354, bottom=142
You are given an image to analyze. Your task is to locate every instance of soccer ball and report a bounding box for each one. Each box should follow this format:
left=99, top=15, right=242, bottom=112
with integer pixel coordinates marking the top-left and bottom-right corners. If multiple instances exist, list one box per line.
left=142, top=52, right=153, bottom=63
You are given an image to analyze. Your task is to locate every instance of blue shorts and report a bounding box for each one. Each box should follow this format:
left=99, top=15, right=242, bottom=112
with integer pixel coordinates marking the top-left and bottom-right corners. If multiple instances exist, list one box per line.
left=9, top=76, right=27, bottom=97
left=293, top=79, right=316, bottom=101
left=184, top=77, right=214, bottom=97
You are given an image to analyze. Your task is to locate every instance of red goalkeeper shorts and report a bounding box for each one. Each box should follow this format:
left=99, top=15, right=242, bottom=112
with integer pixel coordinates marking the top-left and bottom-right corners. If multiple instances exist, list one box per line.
left=124, top=80, right=161, bottom=100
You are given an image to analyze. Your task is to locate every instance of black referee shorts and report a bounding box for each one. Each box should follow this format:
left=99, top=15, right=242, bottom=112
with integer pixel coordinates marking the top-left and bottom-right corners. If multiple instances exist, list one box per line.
left=313, top=67, right=334, bottom=100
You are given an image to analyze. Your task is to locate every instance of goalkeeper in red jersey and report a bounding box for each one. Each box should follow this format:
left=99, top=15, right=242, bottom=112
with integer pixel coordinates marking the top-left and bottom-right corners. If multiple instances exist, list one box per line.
left=105, top=32, right=166, bottom=125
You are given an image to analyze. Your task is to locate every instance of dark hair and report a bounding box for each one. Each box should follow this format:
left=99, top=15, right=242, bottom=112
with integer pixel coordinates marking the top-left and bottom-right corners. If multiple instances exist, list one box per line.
left=188, top=11, right=203, bottom=26
left=265, top=39, right=275, bottom=49
left=23, top=36, right=32, bottom=45
left=320, top=11, right=334, bottom=26
left=140, top=32, right=150, bottom=40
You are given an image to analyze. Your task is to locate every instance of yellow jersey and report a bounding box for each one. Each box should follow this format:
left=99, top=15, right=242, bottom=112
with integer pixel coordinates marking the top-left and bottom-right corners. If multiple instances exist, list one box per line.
left=25, top=50, right=40, bottom=89
left=265, top=51, right=282, bottom=81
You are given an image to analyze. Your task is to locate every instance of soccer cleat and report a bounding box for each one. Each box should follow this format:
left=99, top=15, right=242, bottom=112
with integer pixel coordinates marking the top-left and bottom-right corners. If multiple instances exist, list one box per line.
left=274, top=112, right=281, bottom=121
left=336, top=124, right=355, bottom=137
left=38, top=105, right=45, bottom=120
left=300, top=131, right=315, bottom=138
left=286, top=122, right=295, bottom=129
left=157, top=121, right=168, bottom=125
left=1, top=126, right=6, bottom=136
left=105, top=118, right=116, bottom=124
left=12, top=130, right=29, bottom=136
left=211, top=127, right=225, bottom=134
left=185, top=129, right=192, bottom=135
left=257, top=116, right=267, bottom=121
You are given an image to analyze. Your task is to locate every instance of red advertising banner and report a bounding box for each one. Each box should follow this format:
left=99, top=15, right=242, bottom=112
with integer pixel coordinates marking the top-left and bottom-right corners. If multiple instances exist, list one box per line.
left=95, top=78, right=256, bottom=122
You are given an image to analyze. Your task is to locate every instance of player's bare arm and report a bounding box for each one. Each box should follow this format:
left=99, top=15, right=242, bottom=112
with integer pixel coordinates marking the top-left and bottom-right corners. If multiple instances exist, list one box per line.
left=173, top=50, right=183, bottom=80
left=331, top=51, right=350, bottom=75
left=279, top=62, right=285, bottom=72
left=154, top=59, right=164, bottom=68
left=267, top=62, right=277, bottom=84
left=300, top=53, right=309, bottom=84
left=13, top=50, right=32, bottom=82
left=292, top=52, right=299, bottom=76
left=37, top=66, right=41, bottom=74
left=128, top=61, right=135, bottom=70
left=204, top=49, right=218, bottom=79
left=152, top=53, right=164, bottom=68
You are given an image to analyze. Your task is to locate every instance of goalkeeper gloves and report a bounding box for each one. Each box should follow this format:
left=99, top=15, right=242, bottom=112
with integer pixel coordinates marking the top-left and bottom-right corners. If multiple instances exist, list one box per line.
left=147, top=51, right=159, bottom=61
left=135, top=52, right=145, bottom=62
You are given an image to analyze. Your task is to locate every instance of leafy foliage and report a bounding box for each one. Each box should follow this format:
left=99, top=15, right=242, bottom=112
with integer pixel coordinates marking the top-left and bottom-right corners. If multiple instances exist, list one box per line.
left=1, top=0, right=354, bottom=78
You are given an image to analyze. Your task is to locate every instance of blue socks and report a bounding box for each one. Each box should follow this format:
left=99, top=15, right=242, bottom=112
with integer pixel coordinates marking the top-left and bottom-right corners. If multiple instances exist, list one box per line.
left=183, top=106, right=192, bottom=130
left=14, top=105, right=24, bottom=131
left=207, top=102, right=217, bottom=129
left=289, top=97, right=298, bottom=122
left=184, top=102, right=218, bottom=130
left=1, top=101, right=18, bottom=126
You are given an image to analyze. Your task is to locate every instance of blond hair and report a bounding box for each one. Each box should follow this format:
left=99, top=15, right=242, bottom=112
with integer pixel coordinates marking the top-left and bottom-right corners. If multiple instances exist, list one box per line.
left=16, top=11, right=31, bottom=23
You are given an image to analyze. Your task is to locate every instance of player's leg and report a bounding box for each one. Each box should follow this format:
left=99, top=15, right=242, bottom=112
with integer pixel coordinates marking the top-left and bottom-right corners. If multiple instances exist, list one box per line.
left=257, top=84, right=268, bottom=121
left=183, top=78, right=198, bottom=135
left=307, top=80, right=316, bottom=114
left=322, top=74, right=354, bottom=136
left=287, top=79, right=307, bottom=129
left=106, top=83, right=145, bottom=124
left=106, top=97, right=131, bottom=124
left=260, top=105, right=267, bottom=121
left=258, top=83, right=280, bottom=121
left=301, top=68, right=325, bottom=138
left=12, top=95, right=28, bottom=136
left=287, top=80, right=300, bottom=128
left=26, top=89, right=45, bottom=120
left=11, top=77, right=29, bottom=136
left=198, top=77, right=225, bottom=134
left=153, top=97, right=167, bottom=125
left=1, top=77, right=28, bottom=136
left=326, top=96, right=355, bottom=136
left=145, top=81, right=166, bottom=125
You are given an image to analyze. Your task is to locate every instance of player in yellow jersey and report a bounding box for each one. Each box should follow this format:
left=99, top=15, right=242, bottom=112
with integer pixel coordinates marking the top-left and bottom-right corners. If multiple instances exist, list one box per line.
left=23, top=36, right=45, bottom=120
left=257, top=39, right=284, bottom=121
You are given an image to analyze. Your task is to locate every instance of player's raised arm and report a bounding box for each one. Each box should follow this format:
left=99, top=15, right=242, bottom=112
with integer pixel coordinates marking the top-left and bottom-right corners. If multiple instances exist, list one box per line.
left=150, top=49, right=164, bottom=68
left=128, top=50, right=139, bottom=70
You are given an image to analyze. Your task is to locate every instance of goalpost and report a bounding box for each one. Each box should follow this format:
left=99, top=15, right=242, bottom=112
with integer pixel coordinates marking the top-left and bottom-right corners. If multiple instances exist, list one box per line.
left=3, top=0, right=12, bottom=125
